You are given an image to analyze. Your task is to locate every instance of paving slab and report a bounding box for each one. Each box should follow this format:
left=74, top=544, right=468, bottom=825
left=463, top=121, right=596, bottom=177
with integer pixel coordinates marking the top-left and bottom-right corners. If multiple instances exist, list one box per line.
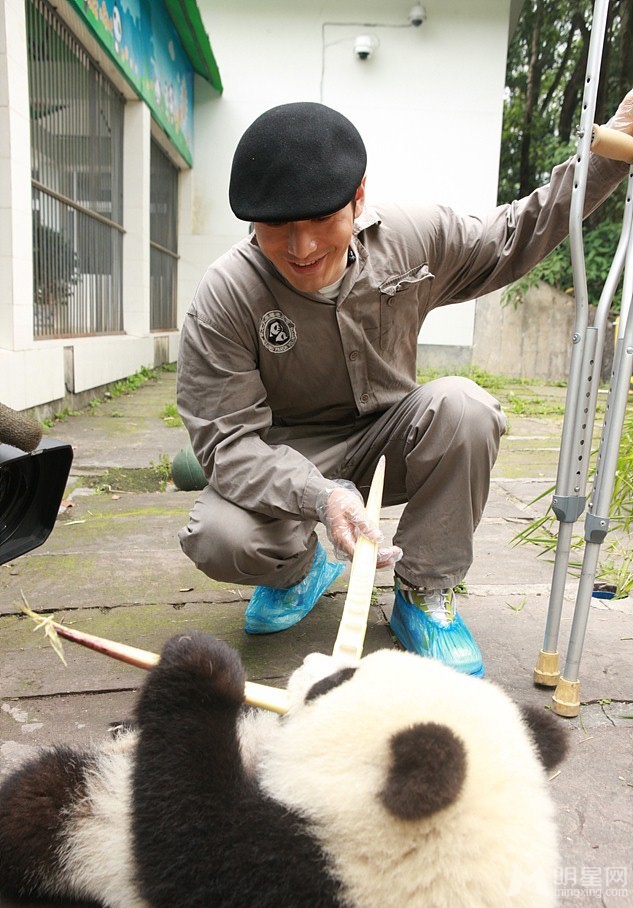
left=1, top=370, right=631, bottom=908
left=0, top=598, right=393, bottom=698
left=46, top=373, right=189, bottom=473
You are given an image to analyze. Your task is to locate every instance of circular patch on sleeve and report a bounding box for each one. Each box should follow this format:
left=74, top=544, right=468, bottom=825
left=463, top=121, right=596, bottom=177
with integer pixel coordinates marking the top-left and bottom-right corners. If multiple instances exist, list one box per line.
left=259, top=310, right=297, bottom=353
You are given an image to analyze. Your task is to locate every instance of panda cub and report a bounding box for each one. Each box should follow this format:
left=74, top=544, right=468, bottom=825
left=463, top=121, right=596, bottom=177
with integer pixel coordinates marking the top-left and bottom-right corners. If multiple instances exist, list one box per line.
left=0, top=633, right=567, bottom=908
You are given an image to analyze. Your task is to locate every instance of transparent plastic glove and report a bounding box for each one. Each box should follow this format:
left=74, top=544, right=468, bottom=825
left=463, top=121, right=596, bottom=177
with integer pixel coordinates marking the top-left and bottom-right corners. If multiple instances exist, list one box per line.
left=611, top=88, right=633, bottom=135
left=315, top=480, right=403, bottom=568
left=377, top=545, right=403, bottom=570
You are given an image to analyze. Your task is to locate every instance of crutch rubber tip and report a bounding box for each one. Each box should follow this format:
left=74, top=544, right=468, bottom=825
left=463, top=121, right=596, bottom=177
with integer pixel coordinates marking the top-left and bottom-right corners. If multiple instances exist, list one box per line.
left=533, top=650, right=560, bottom=687
left=551, top=677, right=581, bottom=718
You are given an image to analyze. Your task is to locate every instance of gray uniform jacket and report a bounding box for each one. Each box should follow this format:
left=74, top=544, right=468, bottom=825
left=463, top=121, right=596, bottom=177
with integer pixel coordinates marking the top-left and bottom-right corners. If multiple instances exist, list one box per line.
left=177, top=153, right=627, bottom=526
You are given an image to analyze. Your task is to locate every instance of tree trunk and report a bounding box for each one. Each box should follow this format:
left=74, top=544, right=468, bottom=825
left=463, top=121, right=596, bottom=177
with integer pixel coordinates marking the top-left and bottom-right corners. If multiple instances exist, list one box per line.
left=558, top=16, right=589, bottom=144
left=519, top=0, right=543, bottom=196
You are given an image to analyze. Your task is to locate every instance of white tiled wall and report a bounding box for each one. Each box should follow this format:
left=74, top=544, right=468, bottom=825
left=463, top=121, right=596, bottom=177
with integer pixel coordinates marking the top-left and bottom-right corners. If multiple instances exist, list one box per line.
left=2, top=0, right=514, bottom=411
left=0, top=0, right=181, bottom=412
left=123, top=101, right=151, bottom=338
left=0, top=0, right=34, bottom=354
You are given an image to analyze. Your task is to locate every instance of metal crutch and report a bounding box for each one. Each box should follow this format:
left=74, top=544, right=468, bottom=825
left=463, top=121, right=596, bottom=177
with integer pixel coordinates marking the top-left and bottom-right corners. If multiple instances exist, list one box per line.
left=533, top=0, right=633, bottom=716
left=551, top=208, right=633, bottom=717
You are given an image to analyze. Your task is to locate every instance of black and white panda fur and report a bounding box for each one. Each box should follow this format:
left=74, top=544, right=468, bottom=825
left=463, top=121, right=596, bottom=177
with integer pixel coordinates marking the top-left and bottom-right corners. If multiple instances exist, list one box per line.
left=0, top=633, right=567, bottom=908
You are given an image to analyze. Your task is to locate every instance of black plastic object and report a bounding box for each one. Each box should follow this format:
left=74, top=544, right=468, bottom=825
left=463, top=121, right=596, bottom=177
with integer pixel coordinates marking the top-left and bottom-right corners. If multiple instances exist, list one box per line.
left=0, top=439, right=73, bottom=565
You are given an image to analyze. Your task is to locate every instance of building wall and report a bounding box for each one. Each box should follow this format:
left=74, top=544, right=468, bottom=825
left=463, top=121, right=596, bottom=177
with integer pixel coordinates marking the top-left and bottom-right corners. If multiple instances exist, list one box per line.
left=473, top=283, right=616, bottom=383
left=180, top=0, right=514, bottom=354
left=0, top=0, right=183, bottom=413
left=1, top=0, right=515, bottom=412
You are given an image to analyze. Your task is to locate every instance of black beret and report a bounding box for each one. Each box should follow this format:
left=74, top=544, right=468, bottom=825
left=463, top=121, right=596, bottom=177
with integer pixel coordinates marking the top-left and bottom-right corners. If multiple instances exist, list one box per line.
left=229, top=102, right=367, bottom=222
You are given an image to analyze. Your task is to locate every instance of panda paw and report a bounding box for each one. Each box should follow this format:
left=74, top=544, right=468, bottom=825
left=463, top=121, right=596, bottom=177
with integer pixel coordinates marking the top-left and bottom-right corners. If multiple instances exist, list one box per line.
left=521, top=705, right=569, bottom=771
left=141, top=633, right=247, bottom=714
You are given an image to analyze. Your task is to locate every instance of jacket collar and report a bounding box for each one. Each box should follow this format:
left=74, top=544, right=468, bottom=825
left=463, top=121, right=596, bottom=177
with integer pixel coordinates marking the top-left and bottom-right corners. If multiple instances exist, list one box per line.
left=353, top=205, right=381, bottom=235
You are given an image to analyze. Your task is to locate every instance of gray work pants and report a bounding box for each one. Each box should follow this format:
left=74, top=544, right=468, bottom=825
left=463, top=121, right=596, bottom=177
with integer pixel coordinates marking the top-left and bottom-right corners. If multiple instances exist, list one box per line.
left=178, top=377, right=506, bottom=591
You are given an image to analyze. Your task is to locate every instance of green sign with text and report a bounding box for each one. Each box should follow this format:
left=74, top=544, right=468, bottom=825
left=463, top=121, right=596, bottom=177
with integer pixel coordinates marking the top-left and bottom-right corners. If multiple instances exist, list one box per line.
left=70, top=0, right=194, bottom=164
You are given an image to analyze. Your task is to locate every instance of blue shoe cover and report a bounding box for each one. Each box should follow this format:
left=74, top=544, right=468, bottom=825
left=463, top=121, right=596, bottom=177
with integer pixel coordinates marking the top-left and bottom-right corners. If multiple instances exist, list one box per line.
left=245, top=543, right=344, bottom=635
left=390, top=587, right=484, bottom=677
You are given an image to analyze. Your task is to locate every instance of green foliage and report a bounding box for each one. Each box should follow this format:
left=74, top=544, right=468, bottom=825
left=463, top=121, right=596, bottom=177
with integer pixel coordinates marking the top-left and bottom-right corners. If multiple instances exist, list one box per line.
left=161, top=403, right=183, bottom=428
left=503, top=392, right=566, bottom=418
left=417, top=364, right=533, bottom=391
left=513, top=406, right=633, bottom=598
left=503, top=221, right=626, bottom=311
left=499, top=0, right=633, bottom=313
left=505, top=596, right=526, bottom=613
left=500, top=0, right=632, bottom=200
left=150, top=453, right=173, bottom=491
left=109, top=365, right=158, bottom=398
left=417, top=364, right=504, bottom=389
left=499, top=0, right=592, bottom=200
left=87, top=458, right=173, bottom=493
left=40, top=407, right=81, bottom=429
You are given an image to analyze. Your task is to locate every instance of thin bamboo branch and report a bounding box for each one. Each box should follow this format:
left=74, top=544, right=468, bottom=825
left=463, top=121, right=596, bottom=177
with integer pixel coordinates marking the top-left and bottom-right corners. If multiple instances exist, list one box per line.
left=20, top=600, right=290, bottom=715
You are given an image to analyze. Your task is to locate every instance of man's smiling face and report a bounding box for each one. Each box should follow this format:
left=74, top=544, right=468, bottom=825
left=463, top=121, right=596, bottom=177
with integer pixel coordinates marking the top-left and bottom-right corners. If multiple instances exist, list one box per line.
left=254, top=179, right=365, bottom=293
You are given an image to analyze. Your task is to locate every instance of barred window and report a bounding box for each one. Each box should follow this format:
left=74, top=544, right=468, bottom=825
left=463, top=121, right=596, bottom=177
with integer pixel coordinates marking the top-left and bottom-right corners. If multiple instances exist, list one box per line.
left=27, top=0, right=124, bottom=339
left=150, top=140, right=179, bottom=331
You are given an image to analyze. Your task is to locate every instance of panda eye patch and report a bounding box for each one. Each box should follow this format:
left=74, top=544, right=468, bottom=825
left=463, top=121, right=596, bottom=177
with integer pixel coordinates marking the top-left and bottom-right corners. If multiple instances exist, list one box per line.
left=304, top=667, right=357, bottom=703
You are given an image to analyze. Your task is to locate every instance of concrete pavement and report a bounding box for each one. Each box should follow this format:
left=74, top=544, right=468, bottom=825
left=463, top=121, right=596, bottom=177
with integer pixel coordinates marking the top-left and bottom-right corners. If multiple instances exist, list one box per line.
left=0, top=368, right=631, bottom=907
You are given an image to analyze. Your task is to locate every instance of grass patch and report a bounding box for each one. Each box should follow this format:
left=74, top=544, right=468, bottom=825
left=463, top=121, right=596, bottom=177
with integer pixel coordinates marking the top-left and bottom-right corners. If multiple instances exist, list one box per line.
left=417, top=366, right=573, bottom=418
left=161, top=403, right=183, bottom=428
left=417, top=365, right=550, bottom=393
left=108, top=365, right=159, bottom=399
left=512, top=407, right=633, bottom=598
left=502, top=393, right=566, bottom=418
left=40, top=364, right=177, bottom=427
left=84, top=455, right=173, bottom=493
left=41, top=407, right=82, bottom=428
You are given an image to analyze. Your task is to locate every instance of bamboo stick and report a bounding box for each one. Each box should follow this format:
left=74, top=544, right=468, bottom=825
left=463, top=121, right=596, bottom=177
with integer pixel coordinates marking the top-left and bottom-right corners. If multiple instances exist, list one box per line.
left=331, top=455, right=386, bottom=662
left=20, top=601, right=290, bottom=715
left=19, top=457, right=386, bottom=713
left=54, top=621, right=291, bottom=714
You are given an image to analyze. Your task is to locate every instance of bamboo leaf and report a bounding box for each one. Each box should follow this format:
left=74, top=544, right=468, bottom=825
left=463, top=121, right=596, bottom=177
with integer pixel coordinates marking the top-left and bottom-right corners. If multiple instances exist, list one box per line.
left=19, top=593, right=67, bottom=666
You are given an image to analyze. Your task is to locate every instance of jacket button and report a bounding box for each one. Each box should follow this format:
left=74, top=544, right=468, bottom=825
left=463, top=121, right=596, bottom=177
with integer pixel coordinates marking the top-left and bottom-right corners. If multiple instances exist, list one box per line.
left=360, top=393, right=369, bottom=403
left=349, top=350, right=359, bottom=361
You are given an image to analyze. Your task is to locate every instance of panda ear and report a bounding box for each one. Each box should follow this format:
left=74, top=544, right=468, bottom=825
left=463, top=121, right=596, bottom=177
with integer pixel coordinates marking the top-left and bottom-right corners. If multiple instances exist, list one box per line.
left=521, top=706, right=569, bottom=771
left=380, top=722, right=466, bottom=821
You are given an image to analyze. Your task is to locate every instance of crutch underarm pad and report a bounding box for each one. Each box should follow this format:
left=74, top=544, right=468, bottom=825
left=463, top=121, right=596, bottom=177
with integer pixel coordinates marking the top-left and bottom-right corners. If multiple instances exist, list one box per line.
left=591, top=124, right=633, bottom=164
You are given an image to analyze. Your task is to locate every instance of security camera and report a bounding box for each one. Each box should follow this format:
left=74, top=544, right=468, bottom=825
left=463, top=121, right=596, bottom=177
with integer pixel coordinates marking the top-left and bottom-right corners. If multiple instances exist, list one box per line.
left=354, top=35, right=378, bottom=61
left=408, top=4, right=427, bottom=26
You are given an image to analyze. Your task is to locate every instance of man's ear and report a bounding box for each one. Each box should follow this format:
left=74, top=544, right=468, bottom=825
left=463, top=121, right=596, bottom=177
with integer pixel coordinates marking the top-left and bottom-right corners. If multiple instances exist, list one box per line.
left=521, top=706, right=569, bottom=771
left=352, top=176, right=367, bottom=219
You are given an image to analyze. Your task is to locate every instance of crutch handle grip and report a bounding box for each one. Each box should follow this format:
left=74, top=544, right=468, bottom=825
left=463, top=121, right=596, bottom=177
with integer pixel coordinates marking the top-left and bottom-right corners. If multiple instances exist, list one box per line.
left=590, top=124, right=633, bottom=164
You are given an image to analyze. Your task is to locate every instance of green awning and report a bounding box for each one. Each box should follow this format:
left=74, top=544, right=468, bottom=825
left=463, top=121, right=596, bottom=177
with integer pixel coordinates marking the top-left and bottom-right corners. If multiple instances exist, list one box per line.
left=163, top=0, right=223, bottom=94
